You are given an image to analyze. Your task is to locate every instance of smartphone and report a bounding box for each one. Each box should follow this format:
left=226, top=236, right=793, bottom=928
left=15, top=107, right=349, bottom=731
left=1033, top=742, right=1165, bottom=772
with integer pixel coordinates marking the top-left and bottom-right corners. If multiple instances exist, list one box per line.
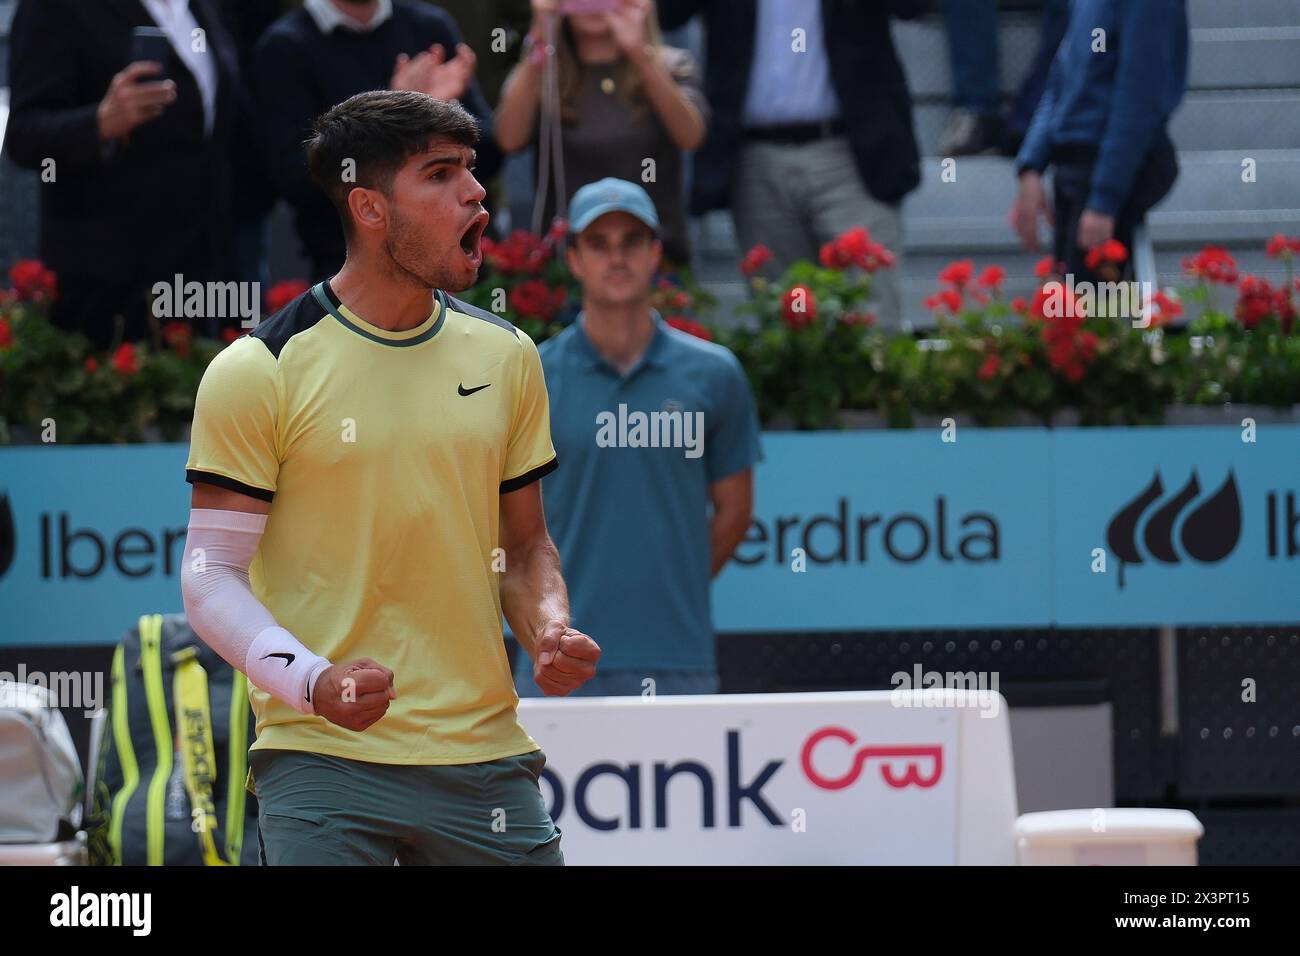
left=558, top=0, right=619, bottom=14
left=130, top=26, right=173, bottom=82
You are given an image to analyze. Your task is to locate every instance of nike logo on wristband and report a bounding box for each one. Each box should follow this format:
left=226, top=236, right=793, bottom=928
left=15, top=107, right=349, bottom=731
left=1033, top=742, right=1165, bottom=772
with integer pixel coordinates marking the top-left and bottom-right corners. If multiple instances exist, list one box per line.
left=263, top=652, right=295, bottom=666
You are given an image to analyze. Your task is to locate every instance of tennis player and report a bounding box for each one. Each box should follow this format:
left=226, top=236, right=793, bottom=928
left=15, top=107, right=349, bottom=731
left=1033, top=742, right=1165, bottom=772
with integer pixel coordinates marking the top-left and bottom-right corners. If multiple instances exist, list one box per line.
left=179, top=90, right=598, bottom=865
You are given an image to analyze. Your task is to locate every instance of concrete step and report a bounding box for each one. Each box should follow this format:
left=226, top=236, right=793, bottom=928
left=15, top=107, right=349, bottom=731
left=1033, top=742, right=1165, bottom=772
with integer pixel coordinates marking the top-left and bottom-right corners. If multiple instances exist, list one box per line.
left=913, top=89, right=1300, bottom=156
left=892, top=14, right=1042, bottom=102
left=1188, top=0, right=1300, bottom=29
left=1185, top=26, right=1300, bottom=90
left=896, top=20, right=1300, bottom=101
left=901, top=151, right=1300, bottom=253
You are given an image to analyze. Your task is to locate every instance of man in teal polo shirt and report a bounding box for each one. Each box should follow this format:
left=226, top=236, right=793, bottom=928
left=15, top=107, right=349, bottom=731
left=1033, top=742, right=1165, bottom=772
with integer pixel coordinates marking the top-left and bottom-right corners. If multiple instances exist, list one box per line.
left=513, top=178, right=762, bottom=697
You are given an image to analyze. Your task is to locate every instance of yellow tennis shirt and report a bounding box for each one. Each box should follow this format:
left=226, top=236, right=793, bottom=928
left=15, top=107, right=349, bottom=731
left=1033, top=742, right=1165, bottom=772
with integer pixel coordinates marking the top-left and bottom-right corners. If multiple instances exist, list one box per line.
left=185, top=281, right=557, bottom=765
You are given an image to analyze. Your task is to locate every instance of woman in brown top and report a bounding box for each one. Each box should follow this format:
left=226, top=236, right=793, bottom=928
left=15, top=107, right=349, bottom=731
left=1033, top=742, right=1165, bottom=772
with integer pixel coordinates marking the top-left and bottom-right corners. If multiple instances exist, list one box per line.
left=495, top=0, right=708, bottom=268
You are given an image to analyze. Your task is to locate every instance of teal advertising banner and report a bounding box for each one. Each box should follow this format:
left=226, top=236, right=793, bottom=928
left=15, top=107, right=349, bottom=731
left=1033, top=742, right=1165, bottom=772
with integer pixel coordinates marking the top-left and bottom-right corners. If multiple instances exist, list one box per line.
left=711, top=430, right=1055, bottom=630
left=2, top=427, right=1298, bottom=646
left=1052, top=426, right=1299, bottom=626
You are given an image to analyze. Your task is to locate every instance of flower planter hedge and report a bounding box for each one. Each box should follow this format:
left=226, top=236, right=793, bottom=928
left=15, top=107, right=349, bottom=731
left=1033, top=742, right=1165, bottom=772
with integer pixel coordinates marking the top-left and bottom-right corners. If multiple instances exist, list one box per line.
left=1, top=233, right=1297, bottom=443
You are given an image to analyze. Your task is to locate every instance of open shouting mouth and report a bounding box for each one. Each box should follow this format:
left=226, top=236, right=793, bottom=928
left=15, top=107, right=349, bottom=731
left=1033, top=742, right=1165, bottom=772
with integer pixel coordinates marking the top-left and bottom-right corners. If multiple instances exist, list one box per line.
left=459, top=212, right=488, bottom=269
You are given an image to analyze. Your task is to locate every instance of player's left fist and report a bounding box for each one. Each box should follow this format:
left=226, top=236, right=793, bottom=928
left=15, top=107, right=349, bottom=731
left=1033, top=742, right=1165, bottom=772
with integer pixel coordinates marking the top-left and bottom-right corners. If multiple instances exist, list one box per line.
left=532, top=620, right=600, bottom=696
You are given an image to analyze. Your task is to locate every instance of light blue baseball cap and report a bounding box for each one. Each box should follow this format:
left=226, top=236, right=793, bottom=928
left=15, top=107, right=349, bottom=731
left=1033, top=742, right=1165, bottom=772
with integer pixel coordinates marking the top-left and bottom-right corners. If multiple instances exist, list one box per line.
left=568, top=177, right=660, bottom=235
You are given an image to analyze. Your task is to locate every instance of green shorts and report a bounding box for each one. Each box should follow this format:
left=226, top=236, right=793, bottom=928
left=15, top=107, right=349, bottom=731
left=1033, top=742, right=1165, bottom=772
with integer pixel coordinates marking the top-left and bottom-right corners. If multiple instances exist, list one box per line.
left=248, top=748, right=563, bottom=866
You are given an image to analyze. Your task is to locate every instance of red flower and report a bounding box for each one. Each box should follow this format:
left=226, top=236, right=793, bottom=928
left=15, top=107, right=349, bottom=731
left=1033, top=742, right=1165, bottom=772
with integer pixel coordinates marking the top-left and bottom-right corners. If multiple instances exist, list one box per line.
left=1034, top=256, right=1057, bottom=279
left=665, top=315, right=713, bottom=341
left=1079, top=331, right=1098, bottom=360
left=508, top=279, right=566, bottom=321
left=1011, top=296, right=1028, bottom=314
left=546, top=217, right=569, bottom=244
left=162, top=321, right=192, bottom=358
left=0, top=317, right=11, bottom=349
left=1029, top=282, right=1086, bottom=327
left=819, top=239, right=853, bottom=270
left=978, top=354, right=1000, bottom=381
left=9, top=259, right=58, bottom=301
left=816, top=228, right=894, bottom=273
left=1084, top=239, right=1129, bottom=270
left=1236, top=275, right=1269, bottom=329
left=111, top=342, right=139, bottom=375
left=839, top=227, right=871, bottom=259
left=265, top=279, right=310, bottom=315
left=1264, top=233, right=1300, bottom=259
left=924, top=288, right=963, bottom=314
left=485, top=230, right=552, bottom=276
left=1235, top=275, right=1294, bottom=332
left=780, top=284, right=817, bottom=329
left=1028, top=278, right=1098, bottom=381
left=84, top=357, right=98, bottom=373
left=1183, top=246, right=1239, bottom=284
left=938, top=259, right=975, bottom=288
left=221, top=327, right=242, bottom=344
left=740, top=243, right=774, bottom=276
left=976, top=265, right=1005, bottom=291
left=866, top=244, right=896, bottom=271
left=1147, top=290, right=1183, bottom=327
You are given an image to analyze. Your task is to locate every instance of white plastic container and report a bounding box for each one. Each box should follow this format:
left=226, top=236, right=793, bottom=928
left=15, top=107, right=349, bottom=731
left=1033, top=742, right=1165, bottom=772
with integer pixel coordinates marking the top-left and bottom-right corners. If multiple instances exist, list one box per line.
left=1014, top=808, right=1204, bottom=865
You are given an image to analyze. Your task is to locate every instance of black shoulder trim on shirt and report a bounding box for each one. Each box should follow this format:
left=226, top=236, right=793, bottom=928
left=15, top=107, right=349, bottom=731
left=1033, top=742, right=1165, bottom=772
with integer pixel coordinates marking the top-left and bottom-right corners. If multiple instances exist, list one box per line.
left=440, top=290, right=520, bottom=337
left=500, top=457, right=558, bottom=494
left=186, top=469, right=276, bottom=502
left=251, top=288, right=330, bottom=359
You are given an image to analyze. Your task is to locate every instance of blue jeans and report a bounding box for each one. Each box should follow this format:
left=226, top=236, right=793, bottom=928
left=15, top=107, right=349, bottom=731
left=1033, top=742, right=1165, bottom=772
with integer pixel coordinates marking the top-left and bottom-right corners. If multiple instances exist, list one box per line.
left=1006, top=0, right=1071, bottom=139
left=944, top=0, right=1000, bottom=114
left=513, top=662, right=718, bottom=698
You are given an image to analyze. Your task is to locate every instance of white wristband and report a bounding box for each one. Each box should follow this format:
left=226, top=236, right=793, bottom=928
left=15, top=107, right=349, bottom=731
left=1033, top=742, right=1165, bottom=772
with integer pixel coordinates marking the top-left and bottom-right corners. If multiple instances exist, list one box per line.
left=246, top=626, right=332, bottom=716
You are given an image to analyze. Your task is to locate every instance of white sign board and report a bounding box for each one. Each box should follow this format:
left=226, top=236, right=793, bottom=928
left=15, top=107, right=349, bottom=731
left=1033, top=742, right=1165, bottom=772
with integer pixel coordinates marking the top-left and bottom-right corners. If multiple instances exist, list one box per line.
left=517, top=690, right=1019, bottom=865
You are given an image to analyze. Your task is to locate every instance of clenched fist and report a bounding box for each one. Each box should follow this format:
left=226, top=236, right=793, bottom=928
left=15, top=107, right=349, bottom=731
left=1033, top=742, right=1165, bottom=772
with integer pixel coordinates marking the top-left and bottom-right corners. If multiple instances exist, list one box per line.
left=311, top=657, right=397, bottom=731
left=531, top=621, right=600, bottom=696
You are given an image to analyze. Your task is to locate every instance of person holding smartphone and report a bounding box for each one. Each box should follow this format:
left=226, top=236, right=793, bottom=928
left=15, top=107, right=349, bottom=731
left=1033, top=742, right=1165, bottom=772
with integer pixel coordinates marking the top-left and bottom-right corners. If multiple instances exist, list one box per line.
left=494, top=0, right=707, bottom=269
left=252, top=0, right=503, bottom=282
left=5, top=0, right=242, bottom=348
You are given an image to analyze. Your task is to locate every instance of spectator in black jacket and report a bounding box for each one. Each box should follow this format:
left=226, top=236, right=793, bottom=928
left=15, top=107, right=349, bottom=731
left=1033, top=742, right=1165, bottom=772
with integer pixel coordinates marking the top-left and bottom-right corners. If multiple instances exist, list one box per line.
left=657, top=0, right=926, bottom=328
left=6, top=0, right=241, bottom=348
left=253, top=0, right=503, bottom=280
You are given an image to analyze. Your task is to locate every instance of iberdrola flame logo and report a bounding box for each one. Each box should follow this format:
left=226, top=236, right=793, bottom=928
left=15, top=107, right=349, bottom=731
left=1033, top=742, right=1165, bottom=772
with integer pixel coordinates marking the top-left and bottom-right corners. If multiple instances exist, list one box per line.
left=1105, top=470, right=1241, bottom=589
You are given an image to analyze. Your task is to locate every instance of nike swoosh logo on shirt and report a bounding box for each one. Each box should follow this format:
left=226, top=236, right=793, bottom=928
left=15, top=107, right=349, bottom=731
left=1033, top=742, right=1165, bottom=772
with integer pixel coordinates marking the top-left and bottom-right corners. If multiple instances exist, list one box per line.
left=458, top=383, right=491, bottom=396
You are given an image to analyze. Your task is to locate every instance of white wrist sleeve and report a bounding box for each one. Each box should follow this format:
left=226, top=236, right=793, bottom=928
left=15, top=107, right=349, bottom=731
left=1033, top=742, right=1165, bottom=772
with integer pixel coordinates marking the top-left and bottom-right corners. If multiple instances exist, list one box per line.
left=180, top=508, right=331, bottom=715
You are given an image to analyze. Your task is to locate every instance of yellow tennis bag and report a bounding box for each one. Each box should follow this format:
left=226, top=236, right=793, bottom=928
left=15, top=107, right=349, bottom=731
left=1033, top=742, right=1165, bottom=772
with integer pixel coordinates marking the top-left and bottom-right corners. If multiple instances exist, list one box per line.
left=87, top=613, right=258, bottom=865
